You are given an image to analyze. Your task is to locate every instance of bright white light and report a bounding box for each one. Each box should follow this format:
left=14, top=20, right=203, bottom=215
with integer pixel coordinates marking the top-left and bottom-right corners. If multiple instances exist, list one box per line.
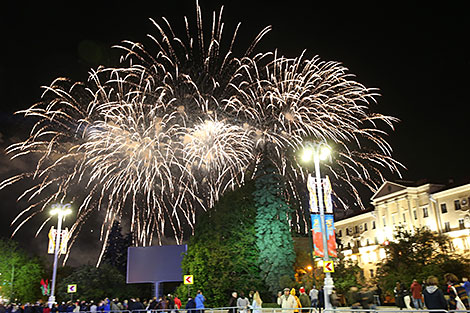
left=301, top=147, right=314, bottom=163
left=319, top=146, right=331, bottom=161
left=50, top=204, right=72, bottom=216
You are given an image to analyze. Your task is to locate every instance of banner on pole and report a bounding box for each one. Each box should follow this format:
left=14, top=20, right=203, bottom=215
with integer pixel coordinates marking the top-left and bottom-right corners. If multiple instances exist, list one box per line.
left=324, top=176, right=333, bottom=214
left=307, top=175, right=319, bottom=213
left=311, top=214, right=324, bottom=258
left=325, top=214, right=337, bottom=258
left=48, top=227, right=69, bottom=254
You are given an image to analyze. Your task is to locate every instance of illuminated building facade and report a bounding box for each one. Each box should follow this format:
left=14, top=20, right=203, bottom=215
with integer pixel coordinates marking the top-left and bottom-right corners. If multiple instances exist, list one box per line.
left=335, top=180, right=470, bottom=279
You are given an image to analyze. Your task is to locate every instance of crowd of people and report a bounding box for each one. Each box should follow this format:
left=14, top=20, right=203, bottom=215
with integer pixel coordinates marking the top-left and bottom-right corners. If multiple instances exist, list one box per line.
left=393, top=273, right=470, bottom=311
left=0, top=296, right=183, bottom=313
left=1, top=273, right=470, bottom=313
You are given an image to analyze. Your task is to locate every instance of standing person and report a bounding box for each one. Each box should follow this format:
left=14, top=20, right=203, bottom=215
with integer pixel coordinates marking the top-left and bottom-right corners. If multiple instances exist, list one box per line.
left=394, top=281, right=405, bottom=310
left=410, top=279, right=423, bottom=309
left=346, top=286, right=361, bottom=309
left=309, top=286, right=318, bottom=309
left=317, top=287, right=324, bottom=313
left=248, top=291, right=255, bottom=313
left=173, top=296, right=182, bottom=311
left=90, top=302, right=97, bottom=313
left=237, top=292, right=250, bottom=313
left=374, top=284, right=382, bottom=306
left=228, top=292, right=237, bottom=313
left=444, top=273, right=470, bottom=310
left=462, top=277, right=470, bottom=298
left=148, top=298, right=158, bottom=311
left=185, top=297, right=196, bottom=312
left=251, top=292, right=262, bottom=313
left=298, top=287, right=311, bottom=313
left=423, top=276, right=447, bottom=312
left=290, top=289, right=301, bottom=313
left=195, top=290, right=205, bottom=313
left=277, top=288, right=296, bottom=313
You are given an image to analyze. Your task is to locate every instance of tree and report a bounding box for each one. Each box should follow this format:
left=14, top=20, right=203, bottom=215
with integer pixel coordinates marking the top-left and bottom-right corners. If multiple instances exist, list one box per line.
left=254, top=161, right=296, bottom=294
left=376, top=227, right=470, bottom=295
left=56, top=264, right=149, bottom=302
left=176, top=181, right=264, bottom=306
left=331, top=253, right=363, bottom=295
left=0, top=238, right=44, bottom=302
left=102, top=222, right=132, bottom=274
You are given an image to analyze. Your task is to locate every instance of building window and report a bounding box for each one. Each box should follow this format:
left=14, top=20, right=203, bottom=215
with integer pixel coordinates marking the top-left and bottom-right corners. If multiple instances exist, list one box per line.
left=347, top=242, right=351, bottom=249
left=366, top=239, right=370, bottom=246
left=355, top=226, right=359, bottom=234
left=403, top=213, right=406, bottom=223
left=364, top=223, right=368, bottom=231
left=356, top=240, right=361, bottom=248
left=423, top=207, right=429, bottom=218
left=372, top=221, right=376, bottom=229
left=392, top=214, right=396, bottom=225
left=455, top=200, right=461, bottom=210
left=374, top=237, right=378, bottom=245
left=370, top=269, right=374, bottom=277
left=444, top=222, right=451, bottom=232
left=441, top=203, right=447, bottom=214
left=459, top=219, right=465, bottom=230
left=413, top=210, right=417, bottom=220
left=382, top=216, right=386, bottom=226
left=338, top=229, right=342, bottom=237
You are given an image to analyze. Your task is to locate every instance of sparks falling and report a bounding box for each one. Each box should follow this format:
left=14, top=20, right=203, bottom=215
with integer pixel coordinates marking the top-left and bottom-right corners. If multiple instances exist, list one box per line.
left=1, top=2, right=402, bottom=262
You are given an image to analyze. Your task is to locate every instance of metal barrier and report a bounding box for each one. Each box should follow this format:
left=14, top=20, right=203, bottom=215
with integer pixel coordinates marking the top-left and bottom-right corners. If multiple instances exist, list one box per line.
left=128, top=308, right=470, bottom=313
left=62, top=306, right=470, bottom=313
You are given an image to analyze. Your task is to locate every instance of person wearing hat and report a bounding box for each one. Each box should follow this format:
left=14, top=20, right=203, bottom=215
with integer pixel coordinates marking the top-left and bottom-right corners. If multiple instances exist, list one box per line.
left=298, top=287, right=311, bottom=313
left=277, top=288, right=296, bottom=313
left=290, top=289, right=302, bottom=313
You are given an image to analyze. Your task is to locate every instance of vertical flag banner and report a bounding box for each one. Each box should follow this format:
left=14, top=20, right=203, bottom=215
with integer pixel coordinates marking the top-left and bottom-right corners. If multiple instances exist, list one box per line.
left=48, top=227, right=55, bottom=254
left=323, top=176, right=333, bottom=214
left=307, top=175, right=319, bottom=213
left=311, top=214, right=324, bottom=258
left=48, top=227, right=69, bottom=254
left=325, top=215, right=337, bottom=258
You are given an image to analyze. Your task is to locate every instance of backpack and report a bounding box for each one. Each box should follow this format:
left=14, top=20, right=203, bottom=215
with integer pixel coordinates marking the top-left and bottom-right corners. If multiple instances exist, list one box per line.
left=450, top=286, right=467, bottom=310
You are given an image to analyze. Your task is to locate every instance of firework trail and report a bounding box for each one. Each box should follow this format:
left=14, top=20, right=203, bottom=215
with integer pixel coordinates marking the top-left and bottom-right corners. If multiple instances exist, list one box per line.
left=1, top=2, right=402, bottom=261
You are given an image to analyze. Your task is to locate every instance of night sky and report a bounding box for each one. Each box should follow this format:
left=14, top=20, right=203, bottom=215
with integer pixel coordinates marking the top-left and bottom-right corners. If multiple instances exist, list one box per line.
left=0, top=1, right=469, bottom=264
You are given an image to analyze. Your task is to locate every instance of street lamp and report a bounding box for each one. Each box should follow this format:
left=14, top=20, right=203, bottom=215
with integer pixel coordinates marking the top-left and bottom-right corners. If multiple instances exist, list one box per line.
left=48, top=203, right=72, bottom=308
left=301, top=142, right=335, bottom=310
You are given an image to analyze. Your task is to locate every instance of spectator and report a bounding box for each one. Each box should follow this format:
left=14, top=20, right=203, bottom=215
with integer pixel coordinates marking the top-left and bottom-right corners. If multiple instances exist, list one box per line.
left=228, top=292, right=237, bottom=313
left=298, top=287, right=311, bottom=313
left=89, top=301, right=97, bottom=313
left=173, top=296, right=182, bottom=311
left=394, top=281, right=405, bottom=310
left=329, top=288, right=340, bottom=309
left=251, top=291, right=262, bottom=313
left=277, top=288, right=296, bottom=313
left=317, top=287, right=325, bottom=313
left=423, top=276, right=447, bottom=312
left=410, top=279, right=423, bottom=309
left=444, top=273, right=470, bottom=310
left=374, top=284, right=382, bottom=306
left=463, top=277, right=470, bottom=298
left=309, top=286, right=318, bottom=309
left=195, top=290, right=205, bottom=313
left=346, top=286, right=361, bottom=309
left=185, top=297, right=196, bottom=312
left=237, top=292, right=250, bottom=313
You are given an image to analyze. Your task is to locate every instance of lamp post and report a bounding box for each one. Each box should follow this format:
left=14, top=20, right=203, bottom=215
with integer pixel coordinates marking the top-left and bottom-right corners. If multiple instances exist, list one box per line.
left=301, top=143, right=335, bottom=310
left=48, top=203, right=72, bottom=308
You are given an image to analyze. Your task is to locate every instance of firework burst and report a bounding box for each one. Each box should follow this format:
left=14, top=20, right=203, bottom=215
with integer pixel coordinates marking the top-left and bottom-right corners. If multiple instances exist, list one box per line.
left=2, top=2, right=402, bottom=262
